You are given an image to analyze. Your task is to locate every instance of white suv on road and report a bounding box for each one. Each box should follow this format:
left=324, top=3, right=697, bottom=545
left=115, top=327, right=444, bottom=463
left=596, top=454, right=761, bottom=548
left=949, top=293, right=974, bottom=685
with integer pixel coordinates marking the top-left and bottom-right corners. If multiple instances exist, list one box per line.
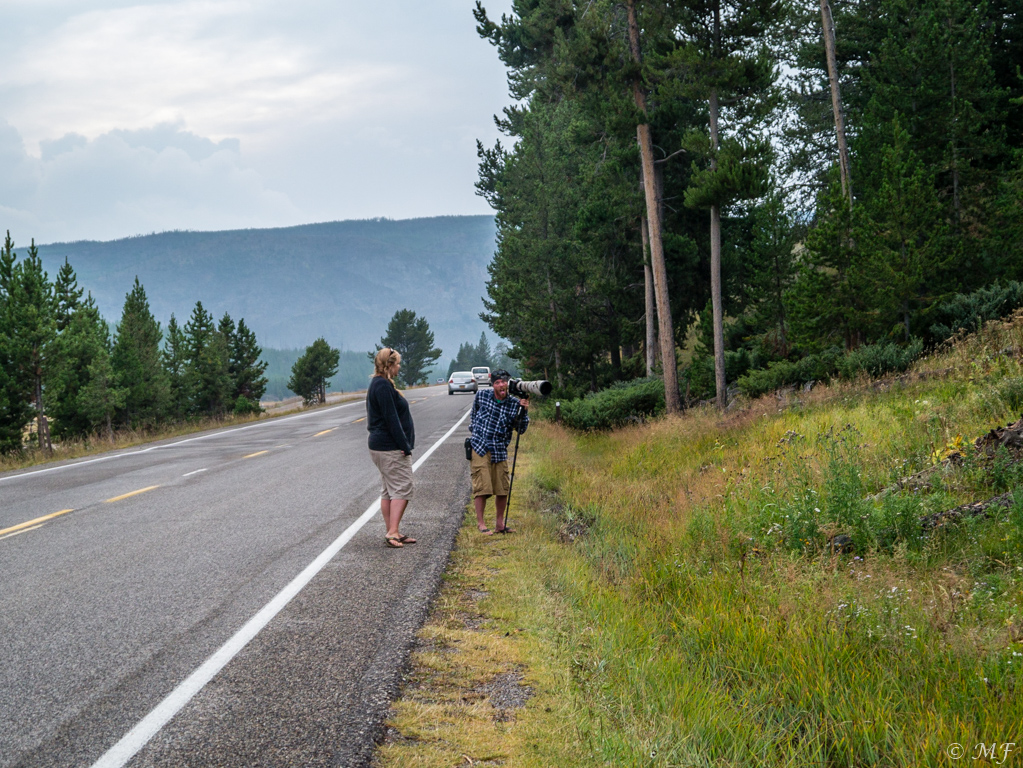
left=471, top=366, right=491, bottom=387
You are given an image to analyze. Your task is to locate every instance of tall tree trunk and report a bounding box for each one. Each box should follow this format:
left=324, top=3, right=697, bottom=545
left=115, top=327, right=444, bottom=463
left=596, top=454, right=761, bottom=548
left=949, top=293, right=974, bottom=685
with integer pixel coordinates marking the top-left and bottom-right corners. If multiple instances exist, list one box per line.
left=709, top=88, right=727, bottom=409
left=626, top=0, right=682, bottom=414
left=821, top=0, right=852, bottom=208
left=35, top=374, right=51, bottom=453
left=642, top=215, right=657, bottom=377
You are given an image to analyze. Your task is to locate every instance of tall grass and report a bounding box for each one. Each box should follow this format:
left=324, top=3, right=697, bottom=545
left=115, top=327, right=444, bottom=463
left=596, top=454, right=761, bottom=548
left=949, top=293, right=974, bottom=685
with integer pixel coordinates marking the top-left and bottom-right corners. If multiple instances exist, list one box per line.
left=521, top=314, right=1023, bottom=766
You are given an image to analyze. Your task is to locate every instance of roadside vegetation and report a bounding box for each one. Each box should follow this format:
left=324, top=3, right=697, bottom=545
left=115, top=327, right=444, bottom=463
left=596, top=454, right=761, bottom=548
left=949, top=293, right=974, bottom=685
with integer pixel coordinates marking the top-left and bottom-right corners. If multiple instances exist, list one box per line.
left=381, top=317, right=1023, bottom=766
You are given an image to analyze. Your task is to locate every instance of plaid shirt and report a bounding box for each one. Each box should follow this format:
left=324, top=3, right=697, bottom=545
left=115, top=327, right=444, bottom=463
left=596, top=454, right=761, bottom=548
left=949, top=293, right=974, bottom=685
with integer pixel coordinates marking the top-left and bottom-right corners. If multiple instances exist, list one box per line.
left=469, top=389, right=528, bottom=463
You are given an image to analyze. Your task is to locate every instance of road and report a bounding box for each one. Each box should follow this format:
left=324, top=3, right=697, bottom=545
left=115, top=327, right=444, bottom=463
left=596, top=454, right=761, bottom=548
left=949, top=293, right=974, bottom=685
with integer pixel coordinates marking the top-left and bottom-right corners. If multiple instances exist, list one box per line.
left=0, top=385, right=476, bottom=768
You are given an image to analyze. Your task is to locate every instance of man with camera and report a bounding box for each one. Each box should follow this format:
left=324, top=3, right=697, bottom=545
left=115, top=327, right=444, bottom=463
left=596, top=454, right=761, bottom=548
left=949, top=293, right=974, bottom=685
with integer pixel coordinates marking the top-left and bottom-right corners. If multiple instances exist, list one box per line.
left=468, top=369, right=529, bottom=534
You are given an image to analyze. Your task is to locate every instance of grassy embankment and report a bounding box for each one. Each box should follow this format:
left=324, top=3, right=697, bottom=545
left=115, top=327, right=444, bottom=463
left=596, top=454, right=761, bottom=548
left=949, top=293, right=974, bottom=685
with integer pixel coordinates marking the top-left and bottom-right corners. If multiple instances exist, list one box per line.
left=378, top=317, right=1023, bottom=767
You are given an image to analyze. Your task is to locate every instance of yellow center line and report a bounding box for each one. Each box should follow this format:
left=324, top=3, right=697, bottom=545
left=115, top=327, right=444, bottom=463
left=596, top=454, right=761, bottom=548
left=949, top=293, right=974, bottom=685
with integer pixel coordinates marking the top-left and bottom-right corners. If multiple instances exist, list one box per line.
left=352, top=417, right=366, bottom=423
left=105, top=485, right=161, bottom=503
left=243, top=450, right=269, bottom=459
left=313, top=428, right=337, bottom=437
left=0, top=508, right=74, bottom=537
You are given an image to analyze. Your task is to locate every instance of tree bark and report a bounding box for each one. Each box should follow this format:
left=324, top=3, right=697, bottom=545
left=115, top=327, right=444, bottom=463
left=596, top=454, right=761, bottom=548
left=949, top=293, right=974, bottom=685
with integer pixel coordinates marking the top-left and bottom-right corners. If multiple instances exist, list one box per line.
left=821, top=0, right=852, bottom=209
left=641, top=215, right=657, bottom=377
left=709, top=87, right=727, bottom=409
left=626, top=0, right=681, bottom=414
left=35, top=375, right=52, bottom=453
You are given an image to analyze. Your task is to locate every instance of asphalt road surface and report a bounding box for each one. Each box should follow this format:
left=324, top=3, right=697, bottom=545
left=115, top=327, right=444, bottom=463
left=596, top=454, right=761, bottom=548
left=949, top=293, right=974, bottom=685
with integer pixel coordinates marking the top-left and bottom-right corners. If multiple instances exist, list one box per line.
left=0, top=385, right=477, bottom=768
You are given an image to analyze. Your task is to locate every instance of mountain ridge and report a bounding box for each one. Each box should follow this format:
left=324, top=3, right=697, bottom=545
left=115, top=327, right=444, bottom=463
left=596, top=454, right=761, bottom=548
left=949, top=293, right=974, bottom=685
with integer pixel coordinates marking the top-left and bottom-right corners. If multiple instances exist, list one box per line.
left=29, top=215, right=497, bottom=357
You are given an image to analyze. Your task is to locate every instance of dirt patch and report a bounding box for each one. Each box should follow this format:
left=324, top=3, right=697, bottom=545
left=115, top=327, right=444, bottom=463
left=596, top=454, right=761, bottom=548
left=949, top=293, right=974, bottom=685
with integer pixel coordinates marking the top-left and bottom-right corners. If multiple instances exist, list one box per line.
left=475, top=670, right=533, bottom=720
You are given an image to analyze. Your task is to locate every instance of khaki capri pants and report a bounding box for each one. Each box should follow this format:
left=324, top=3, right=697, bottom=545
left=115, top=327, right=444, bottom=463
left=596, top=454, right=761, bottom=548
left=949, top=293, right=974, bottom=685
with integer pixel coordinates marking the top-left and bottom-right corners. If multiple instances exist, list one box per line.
left=369, top=449, right=414, bottom=500
left=471, top=450, right=510, bottom=498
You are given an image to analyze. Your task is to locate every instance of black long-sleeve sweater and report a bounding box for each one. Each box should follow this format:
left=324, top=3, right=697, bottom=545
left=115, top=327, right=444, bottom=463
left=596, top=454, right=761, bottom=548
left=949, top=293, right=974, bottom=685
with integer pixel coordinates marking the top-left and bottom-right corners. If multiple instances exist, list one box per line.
left=366, top=376, right=415, bottom=454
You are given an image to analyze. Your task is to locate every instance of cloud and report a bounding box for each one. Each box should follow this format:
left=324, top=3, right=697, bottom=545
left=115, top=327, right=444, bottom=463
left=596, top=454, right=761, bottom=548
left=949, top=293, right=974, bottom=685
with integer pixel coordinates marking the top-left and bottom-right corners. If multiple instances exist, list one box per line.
left=0, top=121, right=301, bottom=243
left=0, top=1, right=515, bottom=240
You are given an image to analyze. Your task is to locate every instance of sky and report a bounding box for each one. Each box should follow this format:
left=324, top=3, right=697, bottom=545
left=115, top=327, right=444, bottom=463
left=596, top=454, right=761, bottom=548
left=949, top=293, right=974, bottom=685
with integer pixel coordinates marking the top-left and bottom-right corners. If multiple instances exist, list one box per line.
left=0, top=0, right=514, bottom=244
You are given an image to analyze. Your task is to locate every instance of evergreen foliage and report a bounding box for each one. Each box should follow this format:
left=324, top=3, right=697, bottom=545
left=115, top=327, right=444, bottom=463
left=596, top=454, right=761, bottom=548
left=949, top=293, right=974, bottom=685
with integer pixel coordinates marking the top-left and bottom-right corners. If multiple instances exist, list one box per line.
left=559, top=377, right=666, bottom=431
left=9, top=240, right=56, bottom=450
left=230, top=318, right=268, bottom=407
left=111, top=278, right=169, bottom=427
left=0, top=232, right=35, bottom=452
left=48, top=296, right=109, bottom=440
left=446, top=332, right=497, bottom=377
left=163, top=314, right=190, bottom=421
left=929, top=281, right=1023, bottom=343
left=475, top=0, right=1023, bottom=403
left=372, top=309, right=442, bottom=387
left=184, top=301, right=232, bottom=417
left=289, top=338, right=340, bottom=405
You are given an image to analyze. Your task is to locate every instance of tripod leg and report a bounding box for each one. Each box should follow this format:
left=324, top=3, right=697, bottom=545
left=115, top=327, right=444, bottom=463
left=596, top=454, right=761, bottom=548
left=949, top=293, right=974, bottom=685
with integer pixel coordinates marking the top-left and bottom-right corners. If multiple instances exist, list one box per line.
left=505, top=431, right=521, bottom=529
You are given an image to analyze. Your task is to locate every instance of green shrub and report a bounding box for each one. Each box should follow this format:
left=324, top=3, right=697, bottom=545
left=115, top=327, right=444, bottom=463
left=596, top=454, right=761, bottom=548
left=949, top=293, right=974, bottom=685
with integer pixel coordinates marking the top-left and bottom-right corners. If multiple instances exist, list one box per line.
left=736, top=347, right=842, bottom=398
left=559, top=377, right=665, bottom=431
left=233, top=396, right=262, bottom=415
left=837, top=337, right=923, bottom=379
left=929, top=281, right=1023, bottom=343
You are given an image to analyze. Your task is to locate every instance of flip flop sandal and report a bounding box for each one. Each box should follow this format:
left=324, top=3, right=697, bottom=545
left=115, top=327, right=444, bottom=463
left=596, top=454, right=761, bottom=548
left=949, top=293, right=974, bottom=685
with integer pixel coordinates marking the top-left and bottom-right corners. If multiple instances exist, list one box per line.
left=478, top=527, right=493, bottom=535
left=495, top=527, right=515, bottom=534
left=385, top=536, right=404, bottom=548
left=398, top=534, right=417, bottom=544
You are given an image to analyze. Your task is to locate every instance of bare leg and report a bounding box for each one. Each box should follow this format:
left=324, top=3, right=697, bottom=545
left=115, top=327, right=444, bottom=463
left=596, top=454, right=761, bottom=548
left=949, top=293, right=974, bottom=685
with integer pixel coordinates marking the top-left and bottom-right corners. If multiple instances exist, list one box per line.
left=380, top=498, right=398, bottom=538
left=475, top=495, right=492, bottom=533
left=495, top=495, right=508, bottom=531
left=390, top=499, right=409, bottom=536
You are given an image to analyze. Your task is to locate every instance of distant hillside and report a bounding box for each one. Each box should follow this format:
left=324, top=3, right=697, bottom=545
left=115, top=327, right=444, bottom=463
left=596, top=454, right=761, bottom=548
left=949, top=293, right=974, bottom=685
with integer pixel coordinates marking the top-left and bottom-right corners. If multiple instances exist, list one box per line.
left=29, top=216, right=496, bottom=357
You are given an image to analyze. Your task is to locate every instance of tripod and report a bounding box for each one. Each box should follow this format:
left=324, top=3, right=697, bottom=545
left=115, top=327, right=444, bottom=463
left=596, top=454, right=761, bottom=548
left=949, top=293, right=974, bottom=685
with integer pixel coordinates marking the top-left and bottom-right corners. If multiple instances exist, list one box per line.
left=503, top=405, right=524, bottom=531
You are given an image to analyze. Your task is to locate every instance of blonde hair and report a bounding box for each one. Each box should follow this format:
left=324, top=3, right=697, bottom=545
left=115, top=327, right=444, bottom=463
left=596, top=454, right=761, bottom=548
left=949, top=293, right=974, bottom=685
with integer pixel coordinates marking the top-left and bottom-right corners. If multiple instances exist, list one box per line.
left=373, top=347, right=401, bottom=379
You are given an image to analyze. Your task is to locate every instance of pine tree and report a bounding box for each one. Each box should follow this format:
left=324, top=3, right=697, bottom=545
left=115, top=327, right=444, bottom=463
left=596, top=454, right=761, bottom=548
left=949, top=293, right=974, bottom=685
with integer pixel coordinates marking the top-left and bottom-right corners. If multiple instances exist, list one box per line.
left=111, top=278, right=169, bottom=427
left=53, top=258, right=84, bottom=333
left=163, top=314, right=190, bottom=421
left=786, top=175, right=873, bottom=351
left=856, top=119, right=953, bottom=340
left=48, top=295, right=109, bottom=440
left=81, top=346, right=127, bottom=441
left=184, top=301, right=232, bottom=417
left=7, top=241, right=57, bottom=451
left=475, top=332, right=494, bottom=368
left=446, top=341, right=478, bottom=377
left=0, top=232, right=33, bottom=453
left=230, top=318, right=267, bottom=411
left=673, top=0, right=784, bottom=407
left=289, top=338, right=340, bottom=405
left=373, top=309, right=442, bottom=387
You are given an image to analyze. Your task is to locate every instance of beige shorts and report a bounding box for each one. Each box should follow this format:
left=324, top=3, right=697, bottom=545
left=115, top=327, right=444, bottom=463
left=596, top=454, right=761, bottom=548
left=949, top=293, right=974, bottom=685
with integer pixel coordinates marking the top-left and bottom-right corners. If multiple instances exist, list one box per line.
left=369, top=449, right=414, bottom=500
left=471, top=450, right=510, bottom=498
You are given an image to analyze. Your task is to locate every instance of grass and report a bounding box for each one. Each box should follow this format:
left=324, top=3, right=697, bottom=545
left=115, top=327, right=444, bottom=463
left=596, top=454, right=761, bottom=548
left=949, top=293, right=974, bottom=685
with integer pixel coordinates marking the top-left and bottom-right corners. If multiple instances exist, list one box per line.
left=380, top=315, right=1023, bottom=767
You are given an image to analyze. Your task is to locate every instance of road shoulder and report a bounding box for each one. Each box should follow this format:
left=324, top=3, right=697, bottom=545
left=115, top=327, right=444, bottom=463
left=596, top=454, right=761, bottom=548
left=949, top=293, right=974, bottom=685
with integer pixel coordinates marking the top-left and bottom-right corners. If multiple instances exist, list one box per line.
left=373, top=454, right=590, bottom=768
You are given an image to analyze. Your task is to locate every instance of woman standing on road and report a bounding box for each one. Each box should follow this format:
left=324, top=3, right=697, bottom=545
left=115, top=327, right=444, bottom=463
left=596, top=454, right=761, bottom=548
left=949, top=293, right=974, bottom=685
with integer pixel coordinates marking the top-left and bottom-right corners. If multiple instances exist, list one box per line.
left=366, top=347, right=416, bottom=548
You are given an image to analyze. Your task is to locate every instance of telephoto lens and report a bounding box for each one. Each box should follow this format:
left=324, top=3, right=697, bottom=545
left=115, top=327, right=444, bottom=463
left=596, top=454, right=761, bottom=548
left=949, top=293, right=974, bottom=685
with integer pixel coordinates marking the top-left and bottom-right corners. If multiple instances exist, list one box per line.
left=508, top=379, right=553, bottom=397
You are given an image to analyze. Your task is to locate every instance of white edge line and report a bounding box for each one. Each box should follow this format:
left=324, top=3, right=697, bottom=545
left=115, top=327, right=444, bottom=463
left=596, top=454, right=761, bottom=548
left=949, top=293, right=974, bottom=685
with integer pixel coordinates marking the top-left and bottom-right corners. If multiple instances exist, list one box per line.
left=0, top=523, right=46, bottom=540
left=182, top=469, right=208, bottom=477
left=90, top=406, right=472, bottom=768
left=0, top=400, right=365, bottom=485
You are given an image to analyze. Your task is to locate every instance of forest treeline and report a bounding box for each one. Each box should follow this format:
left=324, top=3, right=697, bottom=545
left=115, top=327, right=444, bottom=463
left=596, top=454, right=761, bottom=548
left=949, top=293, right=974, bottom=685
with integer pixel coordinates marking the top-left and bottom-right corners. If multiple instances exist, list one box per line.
left=475, top=0, right=1023, bottom=405
left=0, top=233, right=268, bottom=454
left=445, top=332, right=520, bottom=377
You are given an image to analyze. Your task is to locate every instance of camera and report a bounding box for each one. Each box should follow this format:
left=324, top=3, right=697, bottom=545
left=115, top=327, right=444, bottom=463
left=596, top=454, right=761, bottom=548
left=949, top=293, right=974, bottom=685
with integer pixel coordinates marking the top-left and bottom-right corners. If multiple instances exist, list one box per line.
left=508, top=378, right=552, bottom=397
